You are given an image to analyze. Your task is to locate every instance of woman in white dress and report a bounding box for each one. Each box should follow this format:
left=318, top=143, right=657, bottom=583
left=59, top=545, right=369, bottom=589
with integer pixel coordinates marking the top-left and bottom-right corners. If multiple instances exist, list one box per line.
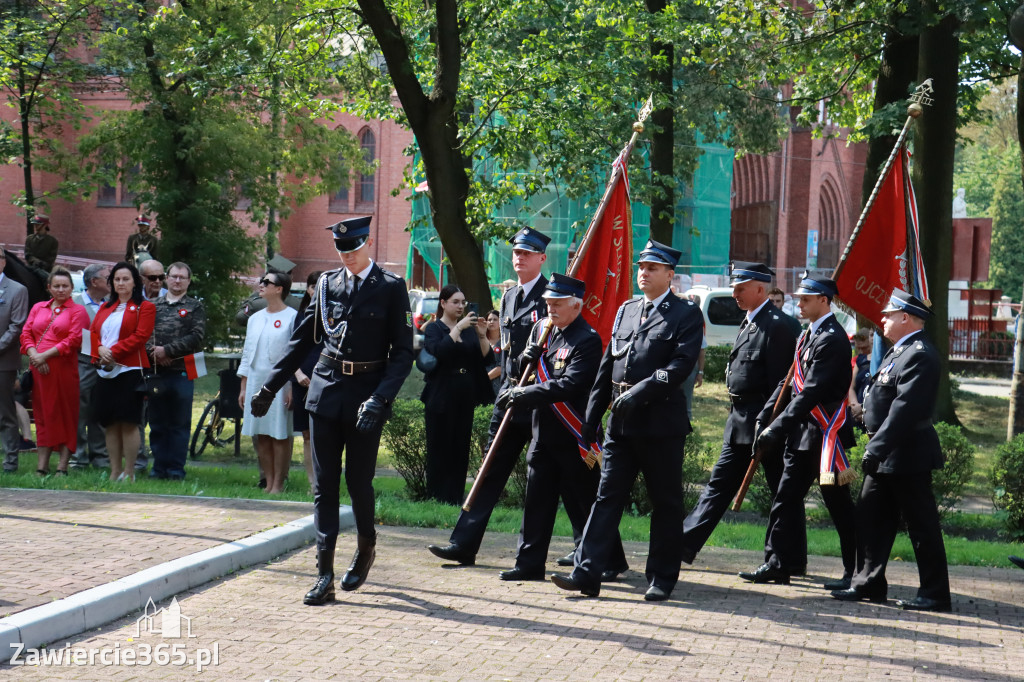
left=238, top=272, right=296, bottom=494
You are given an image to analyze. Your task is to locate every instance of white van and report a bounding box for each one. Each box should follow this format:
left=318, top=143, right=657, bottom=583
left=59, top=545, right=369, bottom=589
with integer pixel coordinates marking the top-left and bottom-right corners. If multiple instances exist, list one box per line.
left=682, top=286, right=744, bottom=346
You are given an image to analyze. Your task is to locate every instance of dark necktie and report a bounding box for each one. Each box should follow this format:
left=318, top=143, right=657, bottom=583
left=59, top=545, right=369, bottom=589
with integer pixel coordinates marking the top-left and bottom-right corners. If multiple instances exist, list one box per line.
left=641, top=301, right=653, bottom=324
left=739, top=318, right=749, bottom=334
left=514, top=286, right=525, bottom=314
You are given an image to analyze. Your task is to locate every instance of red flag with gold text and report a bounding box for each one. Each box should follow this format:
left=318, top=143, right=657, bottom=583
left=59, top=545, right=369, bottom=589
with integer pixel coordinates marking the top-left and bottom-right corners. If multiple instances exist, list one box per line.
left=576, top=153, right=634, bottom=346
left=834, top=147, right=928, bottom=327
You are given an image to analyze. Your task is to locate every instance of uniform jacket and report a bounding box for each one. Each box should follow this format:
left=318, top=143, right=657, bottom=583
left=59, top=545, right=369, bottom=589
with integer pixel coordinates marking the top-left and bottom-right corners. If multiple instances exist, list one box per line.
left=862, top=330, right=942, bottom=474
left=759, top=312, right=853, bottom=452
left=0, top=276, right=29, bottom=372
left=724, top=300, right=798, bottom=445
left=125, top=232, right=159, bottom=263
left=148, top=294, right=206, bottom=374
left=25, top=232, right=58, bottom=272
left=419, top=320, right=493, bottom=412
left=89, top=299, right=156, bottom=369
left=514, top=314, right=602, bottom=444
left=265, top=262, right=414, bottom=418
left=586, top=294, right=704, bottom=439
left=497, top=277, right=549, bottom=425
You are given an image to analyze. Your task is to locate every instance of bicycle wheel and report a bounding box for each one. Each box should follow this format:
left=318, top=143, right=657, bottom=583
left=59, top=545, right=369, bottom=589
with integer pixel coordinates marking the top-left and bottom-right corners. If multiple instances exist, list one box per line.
left=211, top=414, right=235, bottom=448
left=190, top=400, right=219, bottom=459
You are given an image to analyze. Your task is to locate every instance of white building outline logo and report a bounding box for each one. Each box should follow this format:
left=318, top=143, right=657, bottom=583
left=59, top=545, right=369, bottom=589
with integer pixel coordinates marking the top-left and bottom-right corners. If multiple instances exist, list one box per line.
left=134, top=597, right=196, bottom=639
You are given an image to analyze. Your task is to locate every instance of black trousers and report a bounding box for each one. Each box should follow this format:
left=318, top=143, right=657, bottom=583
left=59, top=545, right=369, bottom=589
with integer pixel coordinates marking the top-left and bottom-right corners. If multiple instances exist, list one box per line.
left=309, top=411, right=381, bottom=550
left=681, top=439, right=786, bottom=563
left=515, top=429, right=627, bottom=572
left=424, top=401, right=475, bottom=505
left=448, top=405, right=533, bottom=554
left=851, top=471, right=950, bottom=602
left=573, top=433, right=685, bottom=591
left=764, top=447, right=857, bottom=575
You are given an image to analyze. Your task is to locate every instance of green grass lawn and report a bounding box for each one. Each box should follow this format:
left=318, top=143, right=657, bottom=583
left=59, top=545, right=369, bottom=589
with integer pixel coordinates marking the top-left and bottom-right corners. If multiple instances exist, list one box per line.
left=5, top=369, right=1021, bottom=568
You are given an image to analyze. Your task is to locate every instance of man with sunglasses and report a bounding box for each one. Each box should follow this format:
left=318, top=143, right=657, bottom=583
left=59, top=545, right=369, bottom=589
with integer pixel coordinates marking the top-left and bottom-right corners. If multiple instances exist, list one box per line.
left=140, top=260, right=167, bottom=301
left=250, top=216, right=413, bottom=604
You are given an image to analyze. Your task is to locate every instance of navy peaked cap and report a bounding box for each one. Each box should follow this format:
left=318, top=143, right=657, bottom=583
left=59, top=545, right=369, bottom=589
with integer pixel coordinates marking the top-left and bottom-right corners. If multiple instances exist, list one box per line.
left=327, top=216, right=372, bottom=252
left=508, top=227, right=551, bottom=253
left=882, top=289, right=933, bottom=319
left=636, top=240, right=681, bottom=267
left=794, top=276, right=839, bottom=299
left=730, top=261, right=774, bottom=285
left=543, top=273, right=585, bottom=299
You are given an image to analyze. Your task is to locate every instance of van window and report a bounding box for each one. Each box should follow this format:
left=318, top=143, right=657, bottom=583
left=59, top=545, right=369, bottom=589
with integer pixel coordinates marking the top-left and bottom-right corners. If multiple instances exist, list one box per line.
left=707, top=296, right=745, bottom=326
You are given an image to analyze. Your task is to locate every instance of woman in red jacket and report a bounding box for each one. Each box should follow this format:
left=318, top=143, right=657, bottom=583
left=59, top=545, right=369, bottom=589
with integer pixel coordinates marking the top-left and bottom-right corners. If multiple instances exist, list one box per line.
left=90, top=262, right=155, bottom=482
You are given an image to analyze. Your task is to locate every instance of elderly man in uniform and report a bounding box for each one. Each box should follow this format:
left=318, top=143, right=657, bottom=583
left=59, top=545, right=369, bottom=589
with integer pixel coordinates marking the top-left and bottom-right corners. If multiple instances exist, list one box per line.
left=148, top=262, right=206, bottom=480
left=496, top=274, right=627, bottom=582
left=70, top=263, right=110, bottom=469
left=551, top=240, right=703, bottom=601
left=740, top=276, right=857, bottom=588
left=680, top=262, right=797, bottom=567
left=427, top=228, right=552, bottom=566
left=831, top=290, right=951, bottom=611
left=250, top=216, right=413, bottom=604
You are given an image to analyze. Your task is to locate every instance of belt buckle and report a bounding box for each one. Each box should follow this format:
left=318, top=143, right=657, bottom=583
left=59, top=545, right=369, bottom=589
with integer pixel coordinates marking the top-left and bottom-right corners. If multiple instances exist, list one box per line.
left=342, top=360, right=354, bottom=375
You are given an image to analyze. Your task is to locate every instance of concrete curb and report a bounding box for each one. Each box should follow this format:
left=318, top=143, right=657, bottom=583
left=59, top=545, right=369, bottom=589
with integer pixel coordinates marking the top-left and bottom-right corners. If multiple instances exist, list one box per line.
left=0, top=507, right=354, bottom=663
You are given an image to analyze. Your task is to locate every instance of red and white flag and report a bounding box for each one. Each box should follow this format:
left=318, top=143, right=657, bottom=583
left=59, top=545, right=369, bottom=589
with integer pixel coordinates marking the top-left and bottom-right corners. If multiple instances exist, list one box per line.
left=183, top=352, right=207, bottom=380
left=575, top=151, right=634, bottom=346
left=834, top=146, right=929, bottom=327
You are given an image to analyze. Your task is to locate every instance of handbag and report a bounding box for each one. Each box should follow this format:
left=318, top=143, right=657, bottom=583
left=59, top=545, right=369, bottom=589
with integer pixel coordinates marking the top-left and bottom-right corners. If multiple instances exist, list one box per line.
left=136, top=371, right=166, bottom=397
left=415, top=347, right=438, bottom=374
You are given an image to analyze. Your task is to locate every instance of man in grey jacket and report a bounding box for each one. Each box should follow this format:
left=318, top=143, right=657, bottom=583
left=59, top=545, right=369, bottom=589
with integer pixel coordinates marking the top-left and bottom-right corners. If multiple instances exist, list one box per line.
left=0, top=248, right=29, bottom=472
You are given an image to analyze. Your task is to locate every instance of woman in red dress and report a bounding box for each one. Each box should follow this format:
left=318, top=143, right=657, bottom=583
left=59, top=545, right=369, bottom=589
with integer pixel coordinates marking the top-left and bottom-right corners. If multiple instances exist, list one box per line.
left=21, top=267, right=90, bottom=475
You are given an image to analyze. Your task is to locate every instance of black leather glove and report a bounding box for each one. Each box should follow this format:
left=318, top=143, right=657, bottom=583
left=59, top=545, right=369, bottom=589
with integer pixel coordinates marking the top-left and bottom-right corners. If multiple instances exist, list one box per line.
left=753, top=421, right=764, bottom=442
left=754, top=426, right=783, bottom=451
left=250, top=386, right=276, bottom=418
left=580, top=422, right=599, bottom=446
left=356, top=395, right=387, bottom=433
left=861, top=457, right=879, bottom=476
left=609, top=390, right=638, bottom=419
left=521, top=343, right=543, bottom=366
left=496, top=387, right=525, bottom=410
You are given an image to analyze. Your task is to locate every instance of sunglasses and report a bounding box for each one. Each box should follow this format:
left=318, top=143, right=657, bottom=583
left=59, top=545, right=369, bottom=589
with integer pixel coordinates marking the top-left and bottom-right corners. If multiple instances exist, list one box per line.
left=259, top=277, right=280, bottom=287
left=144, top=274, right=166, bottom=282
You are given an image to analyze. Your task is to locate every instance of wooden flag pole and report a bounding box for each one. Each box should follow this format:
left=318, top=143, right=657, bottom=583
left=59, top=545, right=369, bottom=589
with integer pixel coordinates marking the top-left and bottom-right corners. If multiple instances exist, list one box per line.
left=462, top=96, right=653, bottom=511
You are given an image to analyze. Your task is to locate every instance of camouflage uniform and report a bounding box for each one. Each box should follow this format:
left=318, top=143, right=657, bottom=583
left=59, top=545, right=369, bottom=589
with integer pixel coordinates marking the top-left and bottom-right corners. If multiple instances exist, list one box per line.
left=147, top=293, right=206, bottom=479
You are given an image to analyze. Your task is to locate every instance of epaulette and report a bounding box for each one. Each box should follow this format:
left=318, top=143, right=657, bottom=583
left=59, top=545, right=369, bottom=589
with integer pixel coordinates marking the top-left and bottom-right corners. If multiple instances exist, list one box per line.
left=380, top=268, right=403, bottom=282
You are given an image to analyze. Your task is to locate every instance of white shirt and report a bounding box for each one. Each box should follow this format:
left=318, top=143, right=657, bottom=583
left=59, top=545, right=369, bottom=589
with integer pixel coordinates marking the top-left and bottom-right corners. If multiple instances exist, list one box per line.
left=643, top=289, right=672, bottom=308
left=344, top=260, right=375, bottom=282
left=892, top=330, right=920, bottom=350
left=746, top=298, right=769, bottom=323
left=807, top=311, right=835, bottom=336
left=97, top=303, right=141, bottom=378
left=518, top=273, right=542, bottom=300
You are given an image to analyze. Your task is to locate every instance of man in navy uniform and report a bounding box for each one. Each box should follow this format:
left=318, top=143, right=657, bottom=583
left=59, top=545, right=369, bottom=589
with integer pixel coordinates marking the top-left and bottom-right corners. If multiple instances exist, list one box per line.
left=427, top=228, right=552, bottom=566
left=680, top=262, right=798, bottom=566
left=740, top=276, right=857, bottom=588
left=495, top=274, right=627, bottom=581
left=551, top=240, right=703, bottom=601
left=832, top=290, right=951, bottom=611
left=250, top=216, right=413, bottom=604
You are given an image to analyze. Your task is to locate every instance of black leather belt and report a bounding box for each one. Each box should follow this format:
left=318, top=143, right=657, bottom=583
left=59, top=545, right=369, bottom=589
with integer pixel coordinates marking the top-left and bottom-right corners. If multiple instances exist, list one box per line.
left=612, top=381, right=633, bottom=397
left=729, top=393, right=764, bottom=405
left=318, top=353, right=386, bottom=375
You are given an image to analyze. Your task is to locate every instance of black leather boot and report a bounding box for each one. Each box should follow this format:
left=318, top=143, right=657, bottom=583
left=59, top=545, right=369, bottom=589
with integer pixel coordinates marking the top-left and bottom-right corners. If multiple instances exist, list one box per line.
left=303, top=546, right=336, bottom=605
left=341, top=534, right=376, bottom=592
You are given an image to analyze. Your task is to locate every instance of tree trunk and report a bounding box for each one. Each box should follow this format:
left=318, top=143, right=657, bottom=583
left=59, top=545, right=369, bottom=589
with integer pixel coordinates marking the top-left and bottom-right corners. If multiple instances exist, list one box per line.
left=1010, top=55, right=1024, bottom=439
left=913, top=11, right=960, bottom=425
left=646, top=0, right=674, bottom=245
left=356, top=0, right=491, bottom=309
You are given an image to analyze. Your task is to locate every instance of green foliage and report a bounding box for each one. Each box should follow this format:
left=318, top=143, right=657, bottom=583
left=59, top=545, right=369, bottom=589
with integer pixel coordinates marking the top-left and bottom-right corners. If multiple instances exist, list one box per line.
left=991, top=433, right=1024, bottom=541
left=703, top=345, right=730, bottom=384
left=987, top=148, right=1024, bottom=303
left=628, top=427, right=716, bottom=517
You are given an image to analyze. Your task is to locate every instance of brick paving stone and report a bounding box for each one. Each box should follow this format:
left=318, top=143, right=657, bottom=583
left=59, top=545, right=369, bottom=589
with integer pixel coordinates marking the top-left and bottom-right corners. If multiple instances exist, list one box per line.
left=3, top=525, right=1022, bottom=680
left=0, top=488, right=312, bottom=616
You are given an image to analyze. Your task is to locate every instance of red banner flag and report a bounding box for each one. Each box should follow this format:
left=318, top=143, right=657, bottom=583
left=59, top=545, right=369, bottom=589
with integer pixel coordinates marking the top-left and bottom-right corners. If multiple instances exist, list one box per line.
left=576, top=154, right=634, bottom=346
left=834, top=147, right=928, bottom=327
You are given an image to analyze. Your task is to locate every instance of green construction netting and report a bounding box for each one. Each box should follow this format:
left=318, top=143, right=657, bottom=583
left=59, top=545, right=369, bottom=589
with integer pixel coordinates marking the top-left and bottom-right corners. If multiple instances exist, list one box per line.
left=407, top=140, right=734, bottom=291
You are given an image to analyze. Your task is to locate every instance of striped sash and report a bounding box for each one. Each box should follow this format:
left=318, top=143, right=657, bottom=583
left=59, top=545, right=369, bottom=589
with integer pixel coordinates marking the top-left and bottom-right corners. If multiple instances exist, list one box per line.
left=792, top=337, right=853, bottom=486
left=536, top=354, right=601, bottom=469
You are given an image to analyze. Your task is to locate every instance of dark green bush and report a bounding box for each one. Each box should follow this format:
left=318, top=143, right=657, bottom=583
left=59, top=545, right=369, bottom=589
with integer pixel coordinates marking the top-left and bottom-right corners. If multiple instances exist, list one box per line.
left=992, top=433, right=1024, bottom=541
left=628, top=428, right=716, bottom=516
left=381, top=400, right=429, bottom=501
left=703, top=345, right=730, bottom=384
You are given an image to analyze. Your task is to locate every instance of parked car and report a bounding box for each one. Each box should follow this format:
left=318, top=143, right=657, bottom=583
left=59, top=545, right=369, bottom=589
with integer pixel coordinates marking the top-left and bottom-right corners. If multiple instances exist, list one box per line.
left=408, top=289, right=440, bottom=350
left=683, top=286, right=745, bottom=346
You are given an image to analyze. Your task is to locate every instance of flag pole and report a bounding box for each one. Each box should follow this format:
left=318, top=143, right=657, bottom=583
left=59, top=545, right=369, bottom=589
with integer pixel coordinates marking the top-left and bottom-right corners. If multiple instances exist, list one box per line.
left=832, top=79, right=933, bottom=281
left=463, top=96, right=653, bottom=511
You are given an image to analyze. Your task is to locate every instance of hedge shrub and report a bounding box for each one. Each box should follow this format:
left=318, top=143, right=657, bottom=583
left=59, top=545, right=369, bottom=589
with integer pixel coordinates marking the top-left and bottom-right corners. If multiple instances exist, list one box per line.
left=703, top=345, right=730, bottom=384
left=628, top=428, right=716, bottom=517
left=992, top=433, right=1024, bottom=541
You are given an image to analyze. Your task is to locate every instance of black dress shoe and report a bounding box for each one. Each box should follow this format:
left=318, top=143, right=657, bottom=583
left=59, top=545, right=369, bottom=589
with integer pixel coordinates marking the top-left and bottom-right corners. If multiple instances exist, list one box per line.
left=601, top=564, right=629, bottom=582
left=644, top=584, right=670, bottom=602
left=822, top=575, right=852, bottom=591
left=896, top=596, right=951, bottom=612
left=427, top=543, right=476, bottom=566
left=1009, top=555, right=1024, bottom=570
left=830, top=586, right=886, bottom=604
left=738, top=563, right=790, bottom=585
left=499, top=566, right=545, bottom=581
left=304, top=547, right=336, bottom=605
left=556, top=551, right=575, bottom=567
left=341, top=535, right=376, bottom=592
left=550, top=573, right=600, bottom=597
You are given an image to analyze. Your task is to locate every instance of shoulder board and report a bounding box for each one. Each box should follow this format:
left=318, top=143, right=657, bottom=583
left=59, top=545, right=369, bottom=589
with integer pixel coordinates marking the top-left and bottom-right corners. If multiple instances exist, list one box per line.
left=380, top=269, right=403, bottom=281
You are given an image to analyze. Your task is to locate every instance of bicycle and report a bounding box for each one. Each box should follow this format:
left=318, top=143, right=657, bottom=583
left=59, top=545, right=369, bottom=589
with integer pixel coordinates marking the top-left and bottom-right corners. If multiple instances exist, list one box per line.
left=190, top=368, right=243, bottom=459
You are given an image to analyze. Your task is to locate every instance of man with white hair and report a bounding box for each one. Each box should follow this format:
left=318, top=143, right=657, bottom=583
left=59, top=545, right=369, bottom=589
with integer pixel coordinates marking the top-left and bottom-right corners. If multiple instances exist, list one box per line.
left=495, top=274, right=626, bottom=582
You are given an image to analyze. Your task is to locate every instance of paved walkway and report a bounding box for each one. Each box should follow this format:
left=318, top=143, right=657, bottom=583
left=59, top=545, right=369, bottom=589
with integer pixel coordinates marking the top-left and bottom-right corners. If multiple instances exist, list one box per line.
left=0, top=489, right=311, bottom=617
left=4, top=521, right=1023, bottom=680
